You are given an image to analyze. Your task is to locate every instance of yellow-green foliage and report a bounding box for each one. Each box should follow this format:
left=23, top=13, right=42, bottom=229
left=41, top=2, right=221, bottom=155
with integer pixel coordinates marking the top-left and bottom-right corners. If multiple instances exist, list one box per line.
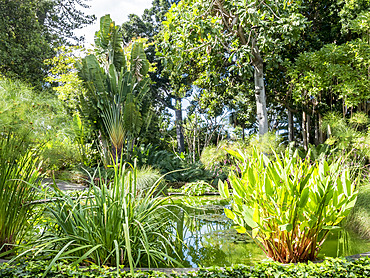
left=345, top=183, right=370, bottom=239
left=0, top=78, right=89, bottom=170
left=200, top=133, right=284, bottom=172
left=219, top=148, right=358, bottom=263
left=322, top=112, right=370, bottom=160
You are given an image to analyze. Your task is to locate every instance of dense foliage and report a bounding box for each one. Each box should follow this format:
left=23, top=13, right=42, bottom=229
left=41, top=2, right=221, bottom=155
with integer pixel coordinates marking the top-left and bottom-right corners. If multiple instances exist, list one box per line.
left=219, top=148, right=358, bottom=263
left=0, top=0, right=94, bottom=87
left=1, top=0, right=370, bottom=274
left=0, top=257, right=369, bottom=277
left=0, top=132, right=41, bottom=255
left=21, top=162, right=180, bottom=271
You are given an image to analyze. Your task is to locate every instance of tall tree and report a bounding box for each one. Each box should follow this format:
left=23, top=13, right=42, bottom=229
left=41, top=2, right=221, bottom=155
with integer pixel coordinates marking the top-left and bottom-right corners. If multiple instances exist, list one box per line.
left=0, top=0, right=94, bottom=88
left=121, top=0, right=189, bottom=153
left=158, top=0, right=306, bottom=136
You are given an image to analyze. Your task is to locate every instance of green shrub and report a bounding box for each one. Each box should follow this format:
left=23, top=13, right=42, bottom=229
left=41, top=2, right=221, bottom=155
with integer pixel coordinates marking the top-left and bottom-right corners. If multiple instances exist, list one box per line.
left=219, top=148, right=358, bottom=263
left=182, top=181, right=216, bottom=196
left=344, top=183, right=370, bottom=239
left=148, top=150, right=211, bottom=183
left=0, top=257, right=369, bottom=277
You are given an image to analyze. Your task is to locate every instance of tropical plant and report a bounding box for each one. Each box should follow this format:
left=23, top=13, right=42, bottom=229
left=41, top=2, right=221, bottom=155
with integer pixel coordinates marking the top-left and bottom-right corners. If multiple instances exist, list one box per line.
left=24, top=161, right=180, bottom=274
left=0, top=132, right=41, bottom=256
left=219, top=148, right=358, bottom=263
left=77, top=15, right=151, bottom=164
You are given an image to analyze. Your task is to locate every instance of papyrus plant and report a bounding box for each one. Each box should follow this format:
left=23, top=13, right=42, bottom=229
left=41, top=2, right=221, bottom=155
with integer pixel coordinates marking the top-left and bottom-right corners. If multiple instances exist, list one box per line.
left=219, top=148, right=358, bottom=263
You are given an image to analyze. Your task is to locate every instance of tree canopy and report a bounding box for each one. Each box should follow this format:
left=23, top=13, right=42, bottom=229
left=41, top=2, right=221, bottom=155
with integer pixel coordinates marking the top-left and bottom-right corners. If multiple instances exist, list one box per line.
left=0, top=0, right=95, bottom=88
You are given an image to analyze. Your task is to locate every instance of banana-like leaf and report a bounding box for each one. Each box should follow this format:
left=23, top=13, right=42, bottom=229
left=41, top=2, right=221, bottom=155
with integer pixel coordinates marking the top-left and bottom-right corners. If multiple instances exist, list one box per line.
left=130, top=42, right=150, bottom=81
left=94, top=15, right=126, bottom=71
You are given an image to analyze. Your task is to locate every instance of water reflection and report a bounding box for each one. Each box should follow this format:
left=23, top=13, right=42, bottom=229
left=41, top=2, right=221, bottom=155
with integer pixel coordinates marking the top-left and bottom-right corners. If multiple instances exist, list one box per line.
left=171, top=196, right=266, bottom=267
left=170, top=196, right=370, bottom=267
left=320, top=229, right=370, bottom=258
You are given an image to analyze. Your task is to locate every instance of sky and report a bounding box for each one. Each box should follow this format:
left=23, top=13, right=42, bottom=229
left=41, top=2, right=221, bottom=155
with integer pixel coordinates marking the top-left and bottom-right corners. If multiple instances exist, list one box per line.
left=74, top=0, right=153, bottom=47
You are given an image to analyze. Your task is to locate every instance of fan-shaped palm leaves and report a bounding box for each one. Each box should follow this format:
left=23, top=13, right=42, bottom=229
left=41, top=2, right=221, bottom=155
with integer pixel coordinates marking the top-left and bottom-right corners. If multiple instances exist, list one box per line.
left=77, top=15, right=151, bottom=164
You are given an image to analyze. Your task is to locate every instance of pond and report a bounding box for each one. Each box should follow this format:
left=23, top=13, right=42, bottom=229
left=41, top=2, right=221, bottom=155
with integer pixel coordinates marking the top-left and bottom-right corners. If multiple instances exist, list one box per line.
left=169, top=196, right=370, bottom=268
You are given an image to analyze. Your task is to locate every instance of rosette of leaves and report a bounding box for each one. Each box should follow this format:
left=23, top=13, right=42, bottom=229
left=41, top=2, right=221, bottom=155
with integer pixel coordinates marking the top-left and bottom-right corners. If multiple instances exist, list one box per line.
left=76, top=15, right=150, bottom=163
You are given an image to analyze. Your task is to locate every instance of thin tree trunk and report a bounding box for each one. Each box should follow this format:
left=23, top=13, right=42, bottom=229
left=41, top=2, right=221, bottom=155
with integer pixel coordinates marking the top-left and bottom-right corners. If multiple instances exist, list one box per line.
left=193, top=114, right=197, bottom=163
left=314, top=114, right=319, bottom=146
left=288, top=109, right=294, bottom=142
left=318, top=113, right=324, bottom=144
left=306, top=114, right=311, bottom=145
left=302, top=111, right=308, bottom=151
left=252, top=38, right=268, bottom=136
left=175, top=97, right=185, bottom=154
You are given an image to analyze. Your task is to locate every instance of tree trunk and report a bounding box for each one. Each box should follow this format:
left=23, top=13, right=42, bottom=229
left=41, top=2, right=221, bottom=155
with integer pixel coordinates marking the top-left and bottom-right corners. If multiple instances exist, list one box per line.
left=318, top=113, right=324, bottom=144
left=306, top=114, right=311, bottom=145
left=314, top=114, right=319, bottom=145
left=288, top=109, right=294, bottom=142
left=175, top=97, right=185, bottom=154
left=302, top=111, right=308, bottom=151
left=252, top=38, right=268, bottom=136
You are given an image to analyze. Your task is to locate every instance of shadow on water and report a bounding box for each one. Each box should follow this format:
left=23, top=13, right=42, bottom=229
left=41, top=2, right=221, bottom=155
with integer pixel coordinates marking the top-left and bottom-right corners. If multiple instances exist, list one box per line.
left=168, top=196, right=370, bottom=267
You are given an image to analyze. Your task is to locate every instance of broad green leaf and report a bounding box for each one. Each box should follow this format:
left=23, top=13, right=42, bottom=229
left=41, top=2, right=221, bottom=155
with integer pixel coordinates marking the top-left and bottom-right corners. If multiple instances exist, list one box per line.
left=242, top=205, right=257, bottom=228
left=252, top=227, right=259, bottom=238
left=235, top=226, right=247, bottom=234
left=224, top=208, right=235, bottom=220
left=218, top=180, right=230, bottom=199
left=226, top=148, right=244, bottom=161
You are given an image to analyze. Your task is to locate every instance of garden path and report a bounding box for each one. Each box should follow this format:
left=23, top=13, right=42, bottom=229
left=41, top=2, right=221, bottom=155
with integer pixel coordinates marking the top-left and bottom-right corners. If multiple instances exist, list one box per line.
left=41, top=178, right=88, bottom=191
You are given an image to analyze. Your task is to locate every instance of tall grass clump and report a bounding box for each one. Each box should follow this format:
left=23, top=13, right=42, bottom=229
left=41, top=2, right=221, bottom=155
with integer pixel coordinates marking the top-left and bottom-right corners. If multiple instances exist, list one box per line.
left=0, top=132, right=41, bottom=256
left=219, top=148, right=358, bottom=263
left=29, top=161, right=179, bottom=272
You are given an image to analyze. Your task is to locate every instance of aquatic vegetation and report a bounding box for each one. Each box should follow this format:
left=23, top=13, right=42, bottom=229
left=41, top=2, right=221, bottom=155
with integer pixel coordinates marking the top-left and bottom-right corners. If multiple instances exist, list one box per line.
left=219, top=148, right=358, bottom=263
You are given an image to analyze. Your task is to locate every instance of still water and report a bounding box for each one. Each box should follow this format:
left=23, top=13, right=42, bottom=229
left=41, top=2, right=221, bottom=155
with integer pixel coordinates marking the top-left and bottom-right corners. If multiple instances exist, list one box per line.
left=169, top=196, right=370, bottom=268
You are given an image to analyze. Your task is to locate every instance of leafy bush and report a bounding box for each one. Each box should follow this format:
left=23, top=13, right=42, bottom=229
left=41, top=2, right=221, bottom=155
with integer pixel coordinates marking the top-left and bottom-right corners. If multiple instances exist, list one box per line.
left=22, top=162, right=180, bottom=271
left=0, top=78, right=92, bottom=170
left=201, top=134, right=284, bottom=184
left=344, top=182, right=370, bottom=239
left=0, top=132, right=41, bottom=256
left=1, top=257, right=369, bottom=277
left=148, top=150, right=211, bottom=183
left=182, top=181, right=216, bottom=196
left=219, top=148, right=358, bottom=263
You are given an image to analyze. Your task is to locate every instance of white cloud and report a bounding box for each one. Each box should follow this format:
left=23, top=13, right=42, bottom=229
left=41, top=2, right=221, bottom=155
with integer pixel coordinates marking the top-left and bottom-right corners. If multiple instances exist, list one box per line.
left=74, top=0, right=153, bottom=47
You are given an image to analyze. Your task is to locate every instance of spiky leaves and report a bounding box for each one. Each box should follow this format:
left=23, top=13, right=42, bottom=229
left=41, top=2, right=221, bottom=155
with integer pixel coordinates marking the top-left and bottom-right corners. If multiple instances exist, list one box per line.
left=0, top=133, right=41, bottom=256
